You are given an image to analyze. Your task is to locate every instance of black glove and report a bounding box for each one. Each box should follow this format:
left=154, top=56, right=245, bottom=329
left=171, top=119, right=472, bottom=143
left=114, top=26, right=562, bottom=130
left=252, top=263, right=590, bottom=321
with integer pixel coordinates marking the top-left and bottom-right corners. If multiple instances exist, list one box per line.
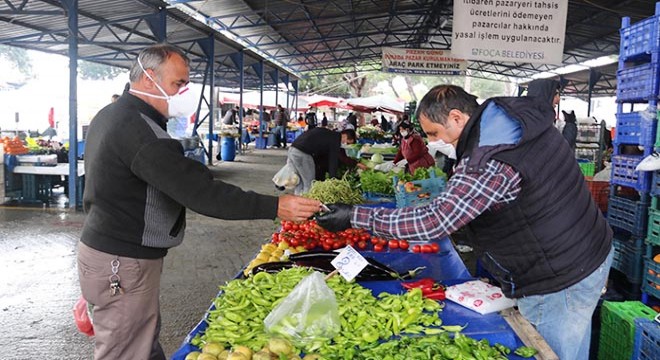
left=562, top=110, right=576, bottom=124
left=316, top=203, right=353, bottom=232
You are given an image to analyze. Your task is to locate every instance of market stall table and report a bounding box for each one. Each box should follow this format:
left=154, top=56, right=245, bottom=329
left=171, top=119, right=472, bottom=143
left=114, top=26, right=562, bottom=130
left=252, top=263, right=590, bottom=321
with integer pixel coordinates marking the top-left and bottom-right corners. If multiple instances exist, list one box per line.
left=171, top=235, right=557, bottom=359
left=10, top=162, right=84, bottom=205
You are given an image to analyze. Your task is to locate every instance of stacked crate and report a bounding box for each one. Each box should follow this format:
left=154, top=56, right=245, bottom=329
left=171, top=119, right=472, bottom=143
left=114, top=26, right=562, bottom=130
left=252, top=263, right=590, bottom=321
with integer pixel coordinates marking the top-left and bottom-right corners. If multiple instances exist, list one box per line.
left=598, top=301, right=657, bottom=360
left=609, top=8, right=660, bottom=299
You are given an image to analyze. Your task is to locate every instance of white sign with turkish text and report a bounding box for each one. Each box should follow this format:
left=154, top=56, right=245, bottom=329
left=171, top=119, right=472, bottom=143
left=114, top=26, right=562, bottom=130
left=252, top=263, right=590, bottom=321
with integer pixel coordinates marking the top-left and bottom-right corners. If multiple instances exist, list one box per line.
left=451, top=0, right=568, bottom=64
left=330, top=245, right=368, bottom=282
left=382, top=47, right=467, bottom=75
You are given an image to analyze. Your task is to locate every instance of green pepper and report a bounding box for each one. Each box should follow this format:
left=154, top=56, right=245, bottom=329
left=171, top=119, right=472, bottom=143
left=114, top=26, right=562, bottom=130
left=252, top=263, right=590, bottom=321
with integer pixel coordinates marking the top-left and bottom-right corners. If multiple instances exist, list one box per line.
left=514, top=346, right=538, bottom=358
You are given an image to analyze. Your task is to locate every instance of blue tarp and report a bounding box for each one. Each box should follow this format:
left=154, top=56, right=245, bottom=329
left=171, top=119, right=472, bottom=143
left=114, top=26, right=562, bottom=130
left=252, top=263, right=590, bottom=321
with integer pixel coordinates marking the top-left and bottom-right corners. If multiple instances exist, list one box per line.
left=171, top=237, right=529, bottom=359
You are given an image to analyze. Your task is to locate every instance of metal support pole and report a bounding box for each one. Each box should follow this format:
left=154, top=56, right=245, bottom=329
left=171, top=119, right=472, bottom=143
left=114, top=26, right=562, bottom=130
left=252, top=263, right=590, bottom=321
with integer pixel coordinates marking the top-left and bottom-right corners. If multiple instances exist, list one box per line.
left=238, top=51, right=244, bottom=147
left=62, top=0, right=79, bottom=209
left=207, top=37, right=215, bottom=164
left=587, top=69, right=602, bottom=117
left=258, top=60, right=265, bottom=143
left=274, top=68, right=279, bottom=107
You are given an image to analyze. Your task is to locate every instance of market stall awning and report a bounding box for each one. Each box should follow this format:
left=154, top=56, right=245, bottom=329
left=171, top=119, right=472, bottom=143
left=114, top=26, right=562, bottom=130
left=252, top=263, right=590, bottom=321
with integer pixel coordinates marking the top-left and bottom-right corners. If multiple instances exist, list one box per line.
left=346, top=95, right=405, bottom=115
left=306, top=95, right=349, bottom=109
left=219, top=91, right=308, bottom=111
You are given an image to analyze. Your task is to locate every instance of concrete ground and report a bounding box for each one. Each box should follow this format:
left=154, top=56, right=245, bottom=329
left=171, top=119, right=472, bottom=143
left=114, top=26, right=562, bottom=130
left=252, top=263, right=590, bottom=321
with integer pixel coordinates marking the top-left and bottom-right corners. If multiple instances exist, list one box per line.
left=0, top=147, right=292, bottom=360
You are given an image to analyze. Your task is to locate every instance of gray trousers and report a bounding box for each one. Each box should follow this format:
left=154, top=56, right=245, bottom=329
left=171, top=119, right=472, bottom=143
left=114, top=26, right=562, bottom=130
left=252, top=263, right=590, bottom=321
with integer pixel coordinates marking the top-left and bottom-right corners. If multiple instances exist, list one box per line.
left=77, top=242, right=165, bottom=360
left=287, top=146, right=315, bottom=195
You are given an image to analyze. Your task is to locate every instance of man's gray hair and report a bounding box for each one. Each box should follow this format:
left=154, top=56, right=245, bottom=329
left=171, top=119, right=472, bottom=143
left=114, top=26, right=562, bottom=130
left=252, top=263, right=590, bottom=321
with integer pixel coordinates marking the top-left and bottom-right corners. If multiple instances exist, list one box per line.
left=129, top=44, right=190, bottom=82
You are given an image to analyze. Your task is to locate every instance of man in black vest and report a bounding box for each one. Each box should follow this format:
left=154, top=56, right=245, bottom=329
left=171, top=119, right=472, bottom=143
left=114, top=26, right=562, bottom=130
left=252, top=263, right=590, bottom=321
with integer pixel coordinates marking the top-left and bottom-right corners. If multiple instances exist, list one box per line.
left=317, top=85, right=613, bottom=360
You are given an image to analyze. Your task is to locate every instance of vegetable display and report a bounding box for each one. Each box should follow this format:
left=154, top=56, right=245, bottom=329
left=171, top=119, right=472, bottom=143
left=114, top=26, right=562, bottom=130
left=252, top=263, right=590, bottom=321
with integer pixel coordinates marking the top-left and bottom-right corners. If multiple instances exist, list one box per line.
left=2, top=136, right=29, bottom=155
left=271, top=220, right=437, bottom=253
left=193, top=267, right=446, bottom=358
left=356, top=333, right=511, bottom=360
left=359, top=166, right=447, bottom=196
left=304, top=178, right=363, bottom=205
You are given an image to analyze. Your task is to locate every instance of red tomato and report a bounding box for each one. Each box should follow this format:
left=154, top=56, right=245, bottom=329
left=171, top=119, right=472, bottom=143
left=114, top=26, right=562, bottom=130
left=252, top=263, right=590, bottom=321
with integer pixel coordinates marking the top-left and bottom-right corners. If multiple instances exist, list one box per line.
left=430, top=242, right=440, bottom=253
left=371, top=237, right=379, bottom=245
left=388, top=239, right=399, bottom=250
left=412, top=245, right=421, bottom=253
left=421, top=244, right=433, bottom=253
left=324, top=238, right=334, bottom=247
left=374, top=244, right=384, bottom=252
left=399, top=240, right=409, bottom=251
left=322, top=243, right=332, bottom=251
left=282, top=222, right=292, bottom=231
left=271, top=233, right=279, bottom=243
left=379, top=239, right=388, bottom=247
left=357, top=241, right=367, bottom=250
left=290, top=238, right=300, bottom=247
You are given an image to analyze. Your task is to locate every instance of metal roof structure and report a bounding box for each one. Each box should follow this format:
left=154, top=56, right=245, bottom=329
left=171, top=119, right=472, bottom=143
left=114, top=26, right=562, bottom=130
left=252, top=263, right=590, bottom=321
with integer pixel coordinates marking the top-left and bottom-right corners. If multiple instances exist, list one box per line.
left=1, top=0, right=658, bottom=94
left=1, top=0, right=658, bottom=207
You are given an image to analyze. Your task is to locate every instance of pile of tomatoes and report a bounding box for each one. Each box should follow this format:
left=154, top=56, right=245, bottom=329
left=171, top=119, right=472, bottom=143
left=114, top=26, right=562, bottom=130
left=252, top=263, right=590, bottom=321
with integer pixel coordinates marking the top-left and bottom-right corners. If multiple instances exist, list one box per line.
left=272, top=220, right=440, bottom=253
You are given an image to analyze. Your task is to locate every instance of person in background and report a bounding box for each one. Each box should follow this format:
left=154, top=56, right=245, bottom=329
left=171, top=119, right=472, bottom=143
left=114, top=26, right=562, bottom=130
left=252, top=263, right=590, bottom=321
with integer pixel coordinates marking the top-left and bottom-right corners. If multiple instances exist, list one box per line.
left=393, top=121, right=435, bottom=174
left=346, top=112, right=358, bottom=130
left=321, top=112, right=329, bottom=127
left=221, top=106, right=239, bottom=125
left=527, top=79, right=577, bottom=149
left=297, top=113, right=306, bottom=129
left=305, top=107, right=318, bottom=130
left=316, top=84, right=613, bottom=360
left=111, top=94, right=120, bottom=103
left=78, top=44, right=321, bottom=360
left=392, top=114, right=410, bottom=146
left=285, top=127, right=367, bottom=194
left=272, top=104, right=289, bottom=148
left=380, top=114, right=389, bottom=132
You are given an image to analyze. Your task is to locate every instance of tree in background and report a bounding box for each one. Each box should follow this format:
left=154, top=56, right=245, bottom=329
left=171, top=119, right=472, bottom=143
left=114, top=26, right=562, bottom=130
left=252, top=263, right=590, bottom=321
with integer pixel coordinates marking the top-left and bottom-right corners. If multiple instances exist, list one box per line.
left=300, top=67, right=508, bottom=101
left=78, top=60, right=125, bottom=80
left=0, top=45, right=32, bottom=77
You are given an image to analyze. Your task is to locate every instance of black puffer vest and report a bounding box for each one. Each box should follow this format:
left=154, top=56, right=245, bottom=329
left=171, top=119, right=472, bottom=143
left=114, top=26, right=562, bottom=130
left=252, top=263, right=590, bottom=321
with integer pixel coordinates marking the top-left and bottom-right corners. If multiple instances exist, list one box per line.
left=456, top=97, right=612, bottom=298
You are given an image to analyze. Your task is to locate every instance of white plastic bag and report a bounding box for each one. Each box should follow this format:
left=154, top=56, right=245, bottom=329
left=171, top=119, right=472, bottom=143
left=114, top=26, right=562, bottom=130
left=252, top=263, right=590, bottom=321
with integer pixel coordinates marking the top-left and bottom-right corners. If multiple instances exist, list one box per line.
left=272, top=163, right=300, bottom=189
left=593, top=162, right=611, bottom=181
left=374, top=161, right=394, bottom=173
left=264, top=272, right=340, bottom=342
left=445, top=280, right=516, bottom=315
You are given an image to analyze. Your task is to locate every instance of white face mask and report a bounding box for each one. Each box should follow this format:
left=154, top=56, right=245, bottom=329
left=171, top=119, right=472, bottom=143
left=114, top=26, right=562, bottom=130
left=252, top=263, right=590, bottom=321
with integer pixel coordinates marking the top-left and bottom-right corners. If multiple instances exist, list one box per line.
left=427, top=139, right=456, bottom=159
left=400, top=130, right=409, bottom=137
left=129, top=58, right=198, bottom=119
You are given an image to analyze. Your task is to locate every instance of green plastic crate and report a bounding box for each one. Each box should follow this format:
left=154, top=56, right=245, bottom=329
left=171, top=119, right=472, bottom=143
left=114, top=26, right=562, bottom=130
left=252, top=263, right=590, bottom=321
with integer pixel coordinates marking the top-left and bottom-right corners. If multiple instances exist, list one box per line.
left=598, top=301, right=657, bottom=360
left=579, top=161, right=596, bottom=177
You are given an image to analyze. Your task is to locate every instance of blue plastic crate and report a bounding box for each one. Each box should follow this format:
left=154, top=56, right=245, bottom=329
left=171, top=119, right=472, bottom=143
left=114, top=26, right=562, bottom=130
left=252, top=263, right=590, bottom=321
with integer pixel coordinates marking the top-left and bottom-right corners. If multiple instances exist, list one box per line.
left=620, top=15, right=660, bottom=62
left=393, top=172, right=446, bottom=208
left=611, top=154, right=653, bottom=192
left=612, top=236, right=645, bottom=283
left=650, top=170, right=660, bottom=197
left=607, top=193, right=649, bottom=236
left=363, top=191, right=395, bottom=203
left=647, top=205, right=660, bottom=247
left=20, top=174, right=52, bottom=203
left=617, top=63, right=660, bottom=103
left=642, top=259, right=660, bottom=301
left=614, top=112, right=658, bottom=147
left=632, top=318, right=660, bottom=360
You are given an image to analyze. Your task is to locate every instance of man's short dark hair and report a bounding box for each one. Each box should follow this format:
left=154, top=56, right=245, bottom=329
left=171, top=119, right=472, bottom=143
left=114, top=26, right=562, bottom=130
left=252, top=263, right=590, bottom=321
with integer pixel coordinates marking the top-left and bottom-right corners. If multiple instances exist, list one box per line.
left=340, top=129, right=357, bottom=142
left=416, top=85, right=479, bottom=125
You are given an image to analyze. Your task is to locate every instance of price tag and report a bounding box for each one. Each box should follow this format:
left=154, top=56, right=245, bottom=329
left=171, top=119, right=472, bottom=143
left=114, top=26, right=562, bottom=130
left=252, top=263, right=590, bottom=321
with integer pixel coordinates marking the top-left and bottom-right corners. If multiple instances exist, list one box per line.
left=330, top=245, right=368, bottom=282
